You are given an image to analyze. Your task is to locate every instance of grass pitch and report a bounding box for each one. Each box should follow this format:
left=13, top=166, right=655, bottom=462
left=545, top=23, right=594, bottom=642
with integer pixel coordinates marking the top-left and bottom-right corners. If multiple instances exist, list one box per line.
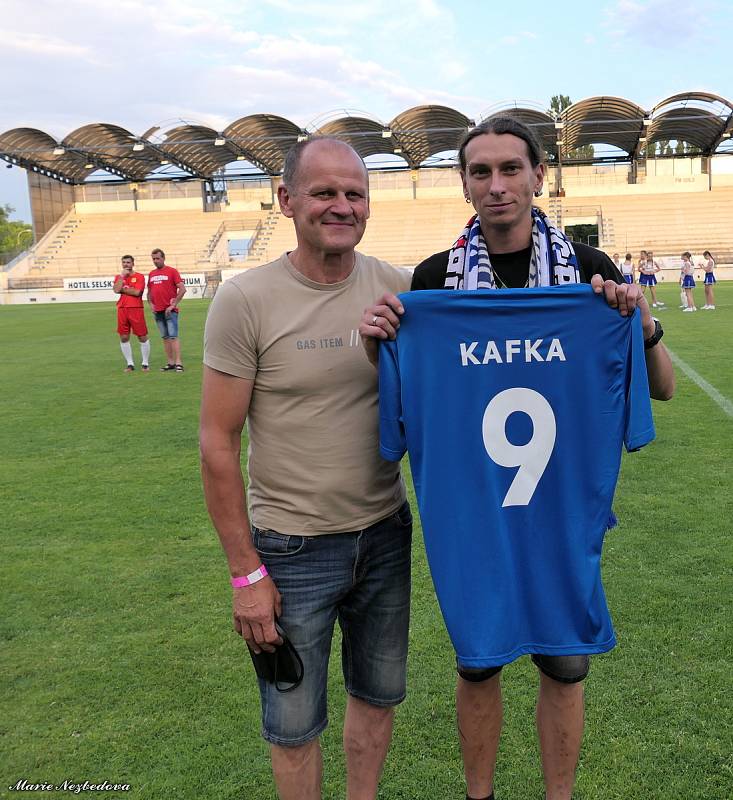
left=1, top=283, right=731, bottom=799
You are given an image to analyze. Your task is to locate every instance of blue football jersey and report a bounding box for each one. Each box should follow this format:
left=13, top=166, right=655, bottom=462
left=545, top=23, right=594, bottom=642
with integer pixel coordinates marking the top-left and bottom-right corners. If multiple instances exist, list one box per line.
left=379, top=285, right=655, bottom=668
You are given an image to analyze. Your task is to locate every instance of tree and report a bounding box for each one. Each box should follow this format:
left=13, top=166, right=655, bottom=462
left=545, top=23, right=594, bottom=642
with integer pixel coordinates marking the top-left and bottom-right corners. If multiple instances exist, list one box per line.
left=549, top=94, right=594, bottom=162
left=0, top=204, right=33, bottom=262
left=549, top=95, right=572, bottom=116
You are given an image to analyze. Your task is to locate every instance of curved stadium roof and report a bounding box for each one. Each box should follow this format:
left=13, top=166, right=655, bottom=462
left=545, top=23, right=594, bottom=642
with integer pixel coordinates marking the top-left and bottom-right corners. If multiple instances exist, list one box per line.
left=314, top=113, right=393, bottom=160
left=562, top=96, right=647, bottom=157
left=2, top=92, right=732, bottom=184
left=648, top=92, right=733, bottom=154
left=489, top=104, right=557, bottom=159
left=223, top=114, right=303, bottom=174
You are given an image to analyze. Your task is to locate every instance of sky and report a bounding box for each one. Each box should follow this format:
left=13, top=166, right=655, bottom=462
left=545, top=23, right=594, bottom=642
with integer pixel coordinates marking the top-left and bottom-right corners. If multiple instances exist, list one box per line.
left=2, top=0, right=731, bottom=221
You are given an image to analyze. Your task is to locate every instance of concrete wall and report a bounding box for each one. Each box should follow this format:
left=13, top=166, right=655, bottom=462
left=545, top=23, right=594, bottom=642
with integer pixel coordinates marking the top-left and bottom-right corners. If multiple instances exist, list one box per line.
left=74, top=198, right=205, bottom=214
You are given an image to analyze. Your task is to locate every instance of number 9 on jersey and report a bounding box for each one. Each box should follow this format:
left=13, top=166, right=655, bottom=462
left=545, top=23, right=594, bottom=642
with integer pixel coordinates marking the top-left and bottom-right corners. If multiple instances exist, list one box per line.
left=482, top=387, right=557, bottom=508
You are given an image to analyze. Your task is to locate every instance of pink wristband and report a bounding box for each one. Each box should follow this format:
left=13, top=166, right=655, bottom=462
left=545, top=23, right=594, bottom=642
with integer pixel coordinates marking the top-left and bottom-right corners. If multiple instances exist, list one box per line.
left=231, top=565, right=268, bottom=588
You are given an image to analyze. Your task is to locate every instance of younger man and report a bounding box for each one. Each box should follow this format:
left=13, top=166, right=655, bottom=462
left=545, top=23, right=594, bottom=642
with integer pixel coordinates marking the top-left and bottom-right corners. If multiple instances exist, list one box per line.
left=113, top=255, right=150, bottom=372
left=147, top=248, right=186, bottom=372
left=360, top=116, right=673, bottom=800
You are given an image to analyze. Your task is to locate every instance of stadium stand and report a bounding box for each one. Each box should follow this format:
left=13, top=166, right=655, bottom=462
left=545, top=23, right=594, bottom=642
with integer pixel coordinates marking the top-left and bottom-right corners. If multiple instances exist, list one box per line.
left=6, top=182, right=733, bottom=292
left=238, top=188, right=733, bottom=273
left=565, top=187, right=733, bottom=262
left=27, top=209, right=269, bottom=275
left=2, top=92, right=732, bottom=300
left=240, top=196, right=552, bottom=268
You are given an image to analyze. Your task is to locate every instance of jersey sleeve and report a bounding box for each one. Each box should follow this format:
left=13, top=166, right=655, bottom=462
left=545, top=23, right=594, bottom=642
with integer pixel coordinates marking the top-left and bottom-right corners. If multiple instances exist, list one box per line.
left=378, top=339, right=407, bottom=461
left=624, top=311, right=656, bottom=452
left=203, top=280, right=258, bottom=379
left=171, top=267, right=184, bottom=285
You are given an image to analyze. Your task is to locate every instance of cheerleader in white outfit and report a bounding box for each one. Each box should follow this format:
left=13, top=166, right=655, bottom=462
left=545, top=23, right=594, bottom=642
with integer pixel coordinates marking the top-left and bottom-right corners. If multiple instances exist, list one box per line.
left=639, top=250, right=664, bottom=307
left=621, top=253, right=635, bottom=284
left=701, top=250, right=716, bottom=310
left=681, top=252, right=697, bottom=312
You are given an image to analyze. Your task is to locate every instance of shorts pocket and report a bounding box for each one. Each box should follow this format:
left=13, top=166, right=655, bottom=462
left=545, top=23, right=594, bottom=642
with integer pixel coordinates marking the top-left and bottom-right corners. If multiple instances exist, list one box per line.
left=252, top=527, right=306, bottom=557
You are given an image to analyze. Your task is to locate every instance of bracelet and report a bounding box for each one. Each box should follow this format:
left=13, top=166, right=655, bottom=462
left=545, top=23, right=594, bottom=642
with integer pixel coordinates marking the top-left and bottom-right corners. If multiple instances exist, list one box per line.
left=231, top=565, right=268, bottom=588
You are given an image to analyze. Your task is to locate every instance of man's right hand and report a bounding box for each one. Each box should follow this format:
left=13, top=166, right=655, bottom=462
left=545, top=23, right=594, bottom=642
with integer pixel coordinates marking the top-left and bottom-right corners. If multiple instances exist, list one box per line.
left=232, top=577, right=282, bottom=653
left=358, top=292, right=405, bottom=367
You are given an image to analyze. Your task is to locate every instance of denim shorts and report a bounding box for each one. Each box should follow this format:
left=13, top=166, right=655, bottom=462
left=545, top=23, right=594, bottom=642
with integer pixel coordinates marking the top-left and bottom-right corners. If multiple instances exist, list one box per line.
left=251, top=501, right=412, bottom=746
left=154, top=309, right=179, bottom=339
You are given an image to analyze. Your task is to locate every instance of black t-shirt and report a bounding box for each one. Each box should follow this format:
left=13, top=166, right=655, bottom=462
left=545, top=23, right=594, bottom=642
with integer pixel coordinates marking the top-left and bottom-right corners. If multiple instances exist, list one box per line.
left=411, top=241, right=623, bottom=290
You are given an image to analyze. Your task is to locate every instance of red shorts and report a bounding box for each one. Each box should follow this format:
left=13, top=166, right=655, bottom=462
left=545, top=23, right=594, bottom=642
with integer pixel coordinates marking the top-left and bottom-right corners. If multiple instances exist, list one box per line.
left=117, top=307, right=148, bottom=337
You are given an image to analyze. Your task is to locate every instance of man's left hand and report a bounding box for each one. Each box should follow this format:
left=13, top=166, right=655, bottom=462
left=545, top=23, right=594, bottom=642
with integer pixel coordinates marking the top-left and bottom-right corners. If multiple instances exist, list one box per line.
left=591, top=275, right=655, bottom=338
left=358, top=292, right=405, bottom=367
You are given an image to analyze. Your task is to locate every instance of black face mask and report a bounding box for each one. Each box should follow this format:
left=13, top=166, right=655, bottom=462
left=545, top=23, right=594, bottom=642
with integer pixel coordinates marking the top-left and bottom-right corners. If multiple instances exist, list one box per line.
left=247, top=622, right=304, bottom=693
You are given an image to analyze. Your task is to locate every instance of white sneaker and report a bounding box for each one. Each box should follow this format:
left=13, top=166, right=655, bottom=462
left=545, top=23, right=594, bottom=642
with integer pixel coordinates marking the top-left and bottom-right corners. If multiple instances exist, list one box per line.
left=657, top=301, right=665, bottom=306
left=682, top=307, right=694, bottom=312
left=709, top=305, right=715, bottom=310
left=652, top=303, right=658, bottom=308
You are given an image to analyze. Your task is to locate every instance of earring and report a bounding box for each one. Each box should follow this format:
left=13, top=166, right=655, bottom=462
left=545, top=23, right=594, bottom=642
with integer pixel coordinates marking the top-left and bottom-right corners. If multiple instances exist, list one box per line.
left=464, top=196, right=471, bottom=203
left=534, top=188, right=543, bottom=197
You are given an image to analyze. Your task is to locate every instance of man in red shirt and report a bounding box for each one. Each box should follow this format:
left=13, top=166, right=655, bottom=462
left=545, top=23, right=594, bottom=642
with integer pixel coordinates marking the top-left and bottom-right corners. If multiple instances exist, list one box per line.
left=114, top=255, right=150, bottom=373
left=147, top=248, right=186, bottom=372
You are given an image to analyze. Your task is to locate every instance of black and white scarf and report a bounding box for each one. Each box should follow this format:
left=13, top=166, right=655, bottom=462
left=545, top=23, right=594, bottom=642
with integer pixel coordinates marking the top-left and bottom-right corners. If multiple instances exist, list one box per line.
left=444, top=207, right=581, bottom=290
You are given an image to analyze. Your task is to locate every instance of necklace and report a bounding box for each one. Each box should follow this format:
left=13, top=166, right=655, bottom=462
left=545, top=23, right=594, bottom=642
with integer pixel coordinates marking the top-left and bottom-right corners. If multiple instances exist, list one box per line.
left=492, top=268, right=529, bottom=289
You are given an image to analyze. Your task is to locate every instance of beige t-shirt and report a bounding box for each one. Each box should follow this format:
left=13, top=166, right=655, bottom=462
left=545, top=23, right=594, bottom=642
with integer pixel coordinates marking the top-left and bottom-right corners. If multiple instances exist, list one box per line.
left=204, top=252, right=412, bottom=535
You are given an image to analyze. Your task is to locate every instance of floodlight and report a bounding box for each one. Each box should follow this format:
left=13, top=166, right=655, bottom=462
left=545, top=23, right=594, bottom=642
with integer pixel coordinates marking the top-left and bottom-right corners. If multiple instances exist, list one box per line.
left=297, top=134, right=308, bottom=142
left=214, top=137, right=226, bottom=146
left=160, top=159, right=169, bottom=164
left=84, top=162, right=94, bottom=169
left=132, top=142, right=145, bottom=151
left=393, top=147, right=402, bottom=154
left=556, top=140, right=564, bottom=146
left=381, top=130, right=392, bottom=138
left=554, top=122, right=564, bottom=130
left=53, top=147, right=65, bottom=155
left=236, top=155, right=246, bottom=160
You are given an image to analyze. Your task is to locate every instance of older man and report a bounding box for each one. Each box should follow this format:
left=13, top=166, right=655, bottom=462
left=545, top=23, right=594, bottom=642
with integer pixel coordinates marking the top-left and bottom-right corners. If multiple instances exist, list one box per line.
left=361, top=116, right=674, bottom=800
left=147, top=248, right=186, bottom=371
left=200, top=138, right=412, bottom=800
